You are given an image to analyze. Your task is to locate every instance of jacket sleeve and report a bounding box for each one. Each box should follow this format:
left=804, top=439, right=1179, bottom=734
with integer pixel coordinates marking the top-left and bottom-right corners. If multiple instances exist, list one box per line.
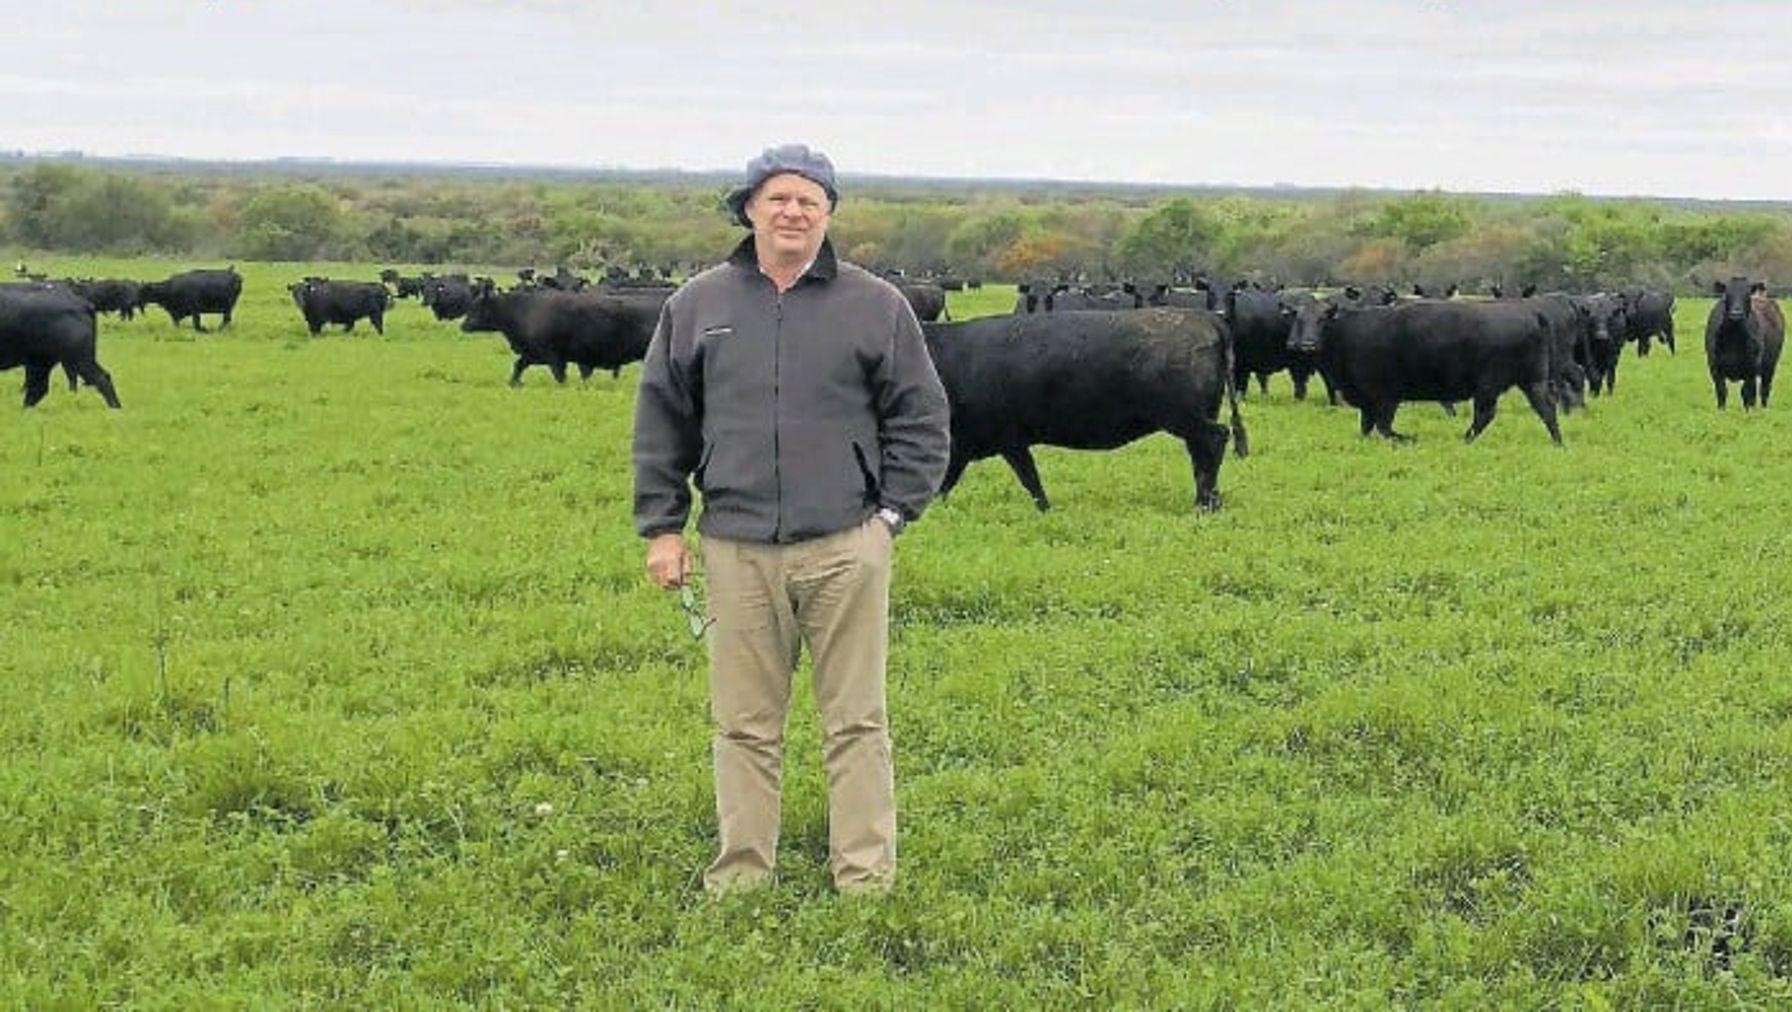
left=872, top=297, right=951, bottom=522
left=632, top=300, right=701, bottom=538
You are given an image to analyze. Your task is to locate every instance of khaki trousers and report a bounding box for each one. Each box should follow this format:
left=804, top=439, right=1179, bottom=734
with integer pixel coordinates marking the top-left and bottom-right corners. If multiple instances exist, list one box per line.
left=699, top=517, right=895, bottom=893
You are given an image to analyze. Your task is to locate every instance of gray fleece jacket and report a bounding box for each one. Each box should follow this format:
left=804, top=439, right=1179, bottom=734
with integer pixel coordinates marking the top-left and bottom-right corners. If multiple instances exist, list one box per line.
left=632, top=236, right=950, bottom=544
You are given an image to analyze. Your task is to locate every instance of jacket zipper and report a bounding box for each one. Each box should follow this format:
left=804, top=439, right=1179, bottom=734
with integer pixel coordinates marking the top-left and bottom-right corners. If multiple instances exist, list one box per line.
left=771, top=286, right=784, bottom=542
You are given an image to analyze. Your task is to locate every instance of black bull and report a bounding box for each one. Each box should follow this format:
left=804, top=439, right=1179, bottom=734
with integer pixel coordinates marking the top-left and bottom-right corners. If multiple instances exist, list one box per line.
left=922, top=308, right=1248, bottom=512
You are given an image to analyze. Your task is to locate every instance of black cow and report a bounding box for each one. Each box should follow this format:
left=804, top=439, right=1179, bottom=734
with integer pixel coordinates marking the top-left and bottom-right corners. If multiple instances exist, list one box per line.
left=921, top=308, right=1247, bottom=512
left=1526, top=294, right=1590, bottom=412
left=893, top=280, right=949, bottom=322
left=1705, top=277, right=1784, bottom=409
left=1013, top=283, right=1044, bottom=314
left=1578, top=294, right=1629, bottom=396
left=420, top=274, right=477, bottom=321
left=1623, top=289, right=1676, bottom=356
left=539, top=266, right=589, bottom=292
left=1044, top=284, right=1144, bottom=312
left=1146, top=284, right=1213, bottom=310
left=0, top=284, right=121, bottom=408
left=65, top=279, right=143, bottom=320
left=138, top=268, right=242, bottom=332
left=290, top=279, right=390, bottom=336
left=461, top=284, right=667, bottom=385
left=1227, top=287, right=1315, bottom=399
left=1289, top=299, right=1562, bottom=444
left=380, top=268, right=428, bottom=299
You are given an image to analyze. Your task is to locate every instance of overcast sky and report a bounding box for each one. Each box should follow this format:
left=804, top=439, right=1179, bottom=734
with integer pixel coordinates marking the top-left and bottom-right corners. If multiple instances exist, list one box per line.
left=6, top=0, right=1789, bottom=200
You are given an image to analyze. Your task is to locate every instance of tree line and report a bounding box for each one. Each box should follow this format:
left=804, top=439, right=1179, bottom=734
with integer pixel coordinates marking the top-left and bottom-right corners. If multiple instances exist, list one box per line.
left=5, top=161, right=1790, bottom=294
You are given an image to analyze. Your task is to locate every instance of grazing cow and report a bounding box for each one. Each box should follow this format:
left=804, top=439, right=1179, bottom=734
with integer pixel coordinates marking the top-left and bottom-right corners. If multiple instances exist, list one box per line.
left=1705, top=277, right=1784, bottom=409
left=63, top=279, right=143, bottom=320
left=921, top=308, right=1247, bottom=512
left=420, top=274, right=477, bottom=320
left=0, top=284, right=121, bottom=408
left=892, top=280, right=949, bottom=322
left=1289, top=299, right=1562, bottom=444
left=138, top=268, right=242, bottom=332
left=461, top=283, right=667, bottom=385
left=289, top=279, right=391, bottom=336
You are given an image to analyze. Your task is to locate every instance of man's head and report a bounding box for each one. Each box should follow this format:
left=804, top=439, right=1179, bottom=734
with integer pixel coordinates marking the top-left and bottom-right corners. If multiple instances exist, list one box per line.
left=726, top=143, right=838, bottom=264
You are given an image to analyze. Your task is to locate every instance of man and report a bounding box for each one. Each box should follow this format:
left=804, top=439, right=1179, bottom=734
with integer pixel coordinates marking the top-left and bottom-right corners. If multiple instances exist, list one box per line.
left=633, top=144, right=951, bottom=895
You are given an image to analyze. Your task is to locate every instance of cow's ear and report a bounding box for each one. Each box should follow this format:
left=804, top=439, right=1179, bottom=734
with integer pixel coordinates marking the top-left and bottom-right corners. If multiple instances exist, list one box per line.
left=1751, top=281, right=1767, bottom=294
left=1193, top=276, right=1211, bottom=291
left=1017, top=283, right=1030, bottom=294
left=1344, top=286, right=1361, bottom=300
left=1713, top=280, right=1727, bottom=295
left=1122, top=282, right=1136, bottom=294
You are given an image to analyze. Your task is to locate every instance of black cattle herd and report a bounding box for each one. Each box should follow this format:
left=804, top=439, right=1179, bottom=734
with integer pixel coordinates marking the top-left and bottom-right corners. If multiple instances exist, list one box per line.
left=1, top=258, right=1783, bottom=513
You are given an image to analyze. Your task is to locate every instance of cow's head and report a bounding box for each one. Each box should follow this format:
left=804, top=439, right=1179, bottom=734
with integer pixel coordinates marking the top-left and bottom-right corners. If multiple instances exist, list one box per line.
left=1713, top=276, right=1753, bottom=322
left=1285, top=292, right=1335, bottom=353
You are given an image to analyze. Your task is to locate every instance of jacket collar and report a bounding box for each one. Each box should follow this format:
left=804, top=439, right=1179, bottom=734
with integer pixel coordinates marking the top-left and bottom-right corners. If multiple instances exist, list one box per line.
left=728, top=234, right=838, bottom=284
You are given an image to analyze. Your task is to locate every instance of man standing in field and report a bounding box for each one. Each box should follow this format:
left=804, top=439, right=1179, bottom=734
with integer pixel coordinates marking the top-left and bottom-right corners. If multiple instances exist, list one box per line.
left=632, top=144, right=951, bottom=895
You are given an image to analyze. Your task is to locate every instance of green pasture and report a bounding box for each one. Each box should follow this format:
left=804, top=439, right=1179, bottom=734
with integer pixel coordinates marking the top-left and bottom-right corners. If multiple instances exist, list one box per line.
left=5, top=260, right=1792, bottom=1006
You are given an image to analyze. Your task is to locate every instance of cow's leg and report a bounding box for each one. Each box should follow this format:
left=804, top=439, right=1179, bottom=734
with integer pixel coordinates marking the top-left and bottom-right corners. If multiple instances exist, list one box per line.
left=1713, top=374, right=1728, bottom=409
left=577, top=363, right=595, bottom=381
left=549, top=359, right=568, bottom=384
left=1637, top=334, right=1652, bottom=357
left=1358, top=408, right=1377, bottom=437
left=1663, top=318, right=1675, bottom=355
left=1374, top=403, right=1411, bottom=442
left=75, top=361, right=120, bottom=409
left=1465, top=394, right=1499, bottom=442
left=939, top=451, right=969, bottom=499
left=1439, top=401, right=1457, bottom=418
left=1187, top=422, right=1229, bottom=512
left=60, top=362, right=79, bottom=391
left=1520, top=381, right=1563, bottom=444
left=1291, top=368, right=1310, bottom=401
left=371, top=313, right=384, bottom=336
left=611, top=366, right=622, bottom=379
left=22, top=362, right=51, bottom=407
left=509, top=358, right=528, bottom=387
left=344, top=319, right=357, bottom=334
left=1256, top=373, right=1269, bottom=396
left=1000, top=446, right=1050, bottom=512
left=1233, top=360, right=1250, bottom=400
left=221, top=308, right=234, bottom=330
left=1762, top=363, right=1777, bottom=408
left=192, top=313, right=208, bottom=333
left=1742, top=376, right=1758, bottom=410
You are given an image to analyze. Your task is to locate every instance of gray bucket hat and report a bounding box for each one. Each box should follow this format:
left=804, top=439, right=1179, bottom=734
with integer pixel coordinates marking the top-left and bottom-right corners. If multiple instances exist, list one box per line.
left=725, top=143, right=838, bottom=227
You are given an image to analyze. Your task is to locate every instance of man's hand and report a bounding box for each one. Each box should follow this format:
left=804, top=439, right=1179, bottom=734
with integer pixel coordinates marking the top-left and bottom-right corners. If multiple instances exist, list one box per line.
left=645, top=533, right=693, bottom=589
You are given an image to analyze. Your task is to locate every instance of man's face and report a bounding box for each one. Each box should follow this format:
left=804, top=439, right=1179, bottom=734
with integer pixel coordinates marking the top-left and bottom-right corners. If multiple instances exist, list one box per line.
left=745, top=173, right=830, bottom=262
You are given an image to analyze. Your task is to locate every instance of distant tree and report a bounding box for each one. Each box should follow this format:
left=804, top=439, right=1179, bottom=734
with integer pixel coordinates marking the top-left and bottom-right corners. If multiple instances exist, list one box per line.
left=1372, top=191, right=1473, bottom=252
left=236, top=184, right=344, bottom=260
left=1114, top=198, right=1219, bottom=278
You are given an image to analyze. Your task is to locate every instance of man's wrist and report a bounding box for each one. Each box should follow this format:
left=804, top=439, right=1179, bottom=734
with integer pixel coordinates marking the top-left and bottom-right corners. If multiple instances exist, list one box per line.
left=875, top=506, right=905, bottom=536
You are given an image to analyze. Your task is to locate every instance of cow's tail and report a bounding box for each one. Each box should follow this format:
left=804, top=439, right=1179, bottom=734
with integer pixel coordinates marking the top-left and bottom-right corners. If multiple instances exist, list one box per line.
left=1222, top=319, right=1249, bottom=458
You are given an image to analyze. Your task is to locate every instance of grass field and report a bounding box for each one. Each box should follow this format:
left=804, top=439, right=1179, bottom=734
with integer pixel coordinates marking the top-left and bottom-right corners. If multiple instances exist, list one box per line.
left=6, top=259, right=1792, bottom=1006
